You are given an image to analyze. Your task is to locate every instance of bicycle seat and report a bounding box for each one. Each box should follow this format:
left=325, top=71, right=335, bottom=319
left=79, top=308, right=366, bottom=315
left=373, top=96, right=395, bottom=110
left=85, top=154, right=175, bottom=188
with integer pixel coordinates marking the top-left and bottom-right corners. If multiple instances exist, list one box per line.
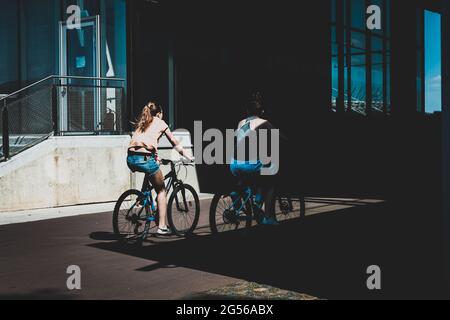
left=160, top=159, right=172, bottom=166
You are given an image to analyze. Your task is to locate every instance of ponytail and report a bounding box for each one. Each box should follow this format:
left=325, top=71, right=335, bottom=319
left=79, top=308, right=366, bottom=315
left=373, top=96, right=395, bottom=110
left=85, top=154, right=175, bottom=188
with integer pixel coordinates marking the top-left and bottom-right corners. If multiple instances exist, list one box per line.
left=134, top=102, right=163, bottom=132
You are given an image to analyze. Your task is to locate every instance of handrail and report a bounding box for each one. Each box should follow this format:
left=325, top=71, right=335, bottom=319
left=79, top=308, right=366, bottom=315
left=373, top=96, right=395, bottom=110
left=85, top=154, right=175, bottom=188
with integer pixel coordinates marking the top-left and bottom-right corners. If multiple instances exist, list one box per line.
left=56, top=75, right=125, bottom=81
left=0, top=76, right=54, bottom=103
left=1, top=75, right=126, bottom=161
left=0, top=75, right=126, bottom=103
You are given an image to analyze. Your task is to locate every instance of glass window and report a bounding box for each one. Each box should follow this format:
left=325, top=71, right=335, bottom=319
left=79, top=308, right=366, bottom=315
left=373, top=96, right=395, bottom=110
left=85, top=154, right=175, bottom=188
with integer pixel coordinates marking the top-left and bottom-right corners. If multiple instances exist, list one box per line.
left=0, top=0, right=19, bottom=93
left=62, top=0, right=127, bottom=80
left=331, top=0, right=391, bottom=116
left=103, top=0, right=127, bottom=80
left=331, top=0, right=339, bottom=110
left=331, top=24, right=339, bottom=109
left=386, top=43, right=391, bottom=114
left=424, top=10, right=442, bottom=114
left=0, top=0, right=61, bottom=91
left=351, top=0, right=366, bottom=30
left=351, top=34, right=366, bottom=115
left=372, top=37, right=383, bottom=113
left=21, top=0, right=60, bottom=84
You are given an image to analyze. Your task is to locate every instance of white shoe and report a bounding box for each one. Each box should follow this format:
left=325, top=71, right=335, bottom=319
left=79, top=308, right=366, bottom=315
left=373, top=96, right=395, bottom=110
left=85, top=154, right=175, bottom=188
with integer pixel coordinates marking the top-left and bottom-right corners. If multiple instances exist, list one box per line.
left=157, top=227, right=172, bottom=235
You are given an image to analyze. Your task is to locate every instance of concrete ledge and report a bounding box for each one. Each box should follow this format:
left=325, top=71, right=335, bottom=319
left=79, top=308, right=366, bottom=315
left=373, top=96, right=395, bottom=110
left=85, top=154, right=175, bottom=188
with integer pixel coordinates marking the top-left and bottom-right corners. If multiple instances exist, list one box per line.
left=0, top=135, right=132, bottom=212
left=0, top=193, right=214, bottom=226
left=0, top=132, right=201, bottom=213
left=0, top=202, right=116, bottom=226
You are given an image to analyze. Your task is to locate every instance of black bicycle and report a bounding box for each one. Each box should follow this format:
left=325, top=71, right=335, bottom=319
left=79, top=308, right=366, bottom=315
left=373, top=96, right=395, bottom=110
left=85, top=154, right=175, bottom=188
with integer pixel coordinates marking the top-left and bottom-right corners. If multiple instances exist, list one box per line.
left=113, top=158, right=200, bottom=242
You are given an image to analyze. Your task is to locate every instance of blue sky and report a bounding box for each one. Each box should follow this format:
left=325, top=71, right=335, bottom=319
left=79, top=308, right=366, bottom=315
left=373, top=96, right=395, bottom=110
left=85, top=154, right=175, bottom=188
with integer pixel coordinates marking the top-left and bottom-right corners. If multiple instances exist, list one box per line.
left=425, top=10, right=442, bottom=114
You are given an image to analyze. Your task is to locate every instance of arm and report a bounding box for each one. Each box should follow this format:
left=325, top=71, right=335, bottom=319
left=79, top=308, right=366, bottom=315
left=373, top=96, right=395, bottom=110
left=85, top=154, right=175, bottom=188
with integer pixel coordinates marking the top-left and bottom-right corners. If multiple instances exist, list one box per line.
left=259, top=121, right=289, bottom=142
left=237, top=120, right=245, bottom=131
left=164, top=128, right=194, bottom=162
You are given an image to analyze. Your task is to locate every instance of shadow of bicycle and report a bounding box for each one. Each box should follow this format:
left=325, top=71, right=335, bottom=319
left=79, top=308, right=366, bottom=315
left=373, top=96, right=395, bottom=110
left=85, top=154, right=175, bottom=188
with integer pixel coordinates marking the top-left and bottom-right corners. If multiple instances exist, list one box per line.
left=87, top=197, right=445, bottom=299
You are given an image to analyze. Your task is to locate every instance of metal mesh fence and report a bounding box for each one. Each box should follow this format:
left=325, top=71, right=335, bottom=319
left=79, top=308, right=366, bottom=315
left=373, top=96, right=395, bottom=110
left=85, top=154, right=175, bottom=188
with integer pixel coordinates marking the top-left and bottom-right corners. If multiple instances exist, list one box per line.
left=57, top=85, right=123, bottom=133
left=3, top=85, right=53, bottom=158
left=1, top=76, right=125, bottom=161
left=8, top=86, right=53, bottom=135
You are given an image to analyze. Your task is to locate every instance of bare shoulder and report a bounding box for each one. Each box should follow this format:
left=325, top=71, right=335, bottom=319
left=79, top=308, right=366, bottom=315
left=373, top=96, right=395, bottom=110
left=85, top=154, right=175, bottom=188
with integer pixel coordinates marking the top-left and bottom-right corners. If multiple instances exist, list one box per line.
left=253, top=118, right=269, bottom=128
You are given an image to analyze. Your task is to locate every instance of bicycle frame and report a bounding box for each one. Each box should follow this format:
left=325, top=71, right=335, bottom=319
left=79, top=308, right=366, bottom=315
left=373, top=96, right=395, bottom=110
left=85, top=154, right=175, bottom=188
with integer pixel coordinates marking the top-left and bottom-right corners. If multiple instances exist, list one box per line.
left=139, top=161, right=190, bottom=215
left=228, top=187, right=255, bottom=214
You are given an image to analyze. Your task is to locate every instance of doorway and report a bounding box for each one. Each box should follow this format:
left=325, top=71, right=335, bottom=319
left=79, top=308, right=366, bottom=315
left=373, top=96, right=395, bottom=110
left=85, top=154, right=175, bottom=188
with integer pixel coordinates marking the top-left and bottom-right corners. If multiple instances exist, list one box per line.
left=58, top=16, right=101, bottom=133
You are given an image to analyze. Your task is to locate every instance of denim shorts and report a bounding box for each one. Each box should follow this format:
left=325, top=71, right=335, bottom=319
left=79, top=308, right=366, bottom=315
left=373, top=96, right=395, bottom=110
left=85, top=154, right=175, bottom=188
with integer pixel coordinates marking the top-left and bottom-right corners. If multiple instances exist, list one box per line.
left=230, top=159, right=263, bottom=177
left=127, top=154, right=160, bottom=177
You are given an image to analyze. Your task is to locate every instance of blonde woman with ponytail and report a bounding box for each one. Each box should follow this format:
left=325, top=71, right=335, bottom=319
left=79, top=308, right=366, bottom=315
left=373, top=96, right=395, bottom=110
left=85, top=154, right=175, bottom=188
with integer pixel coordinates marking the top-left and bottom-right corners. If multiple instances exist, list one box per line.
left=127, top=102, right=194, bottom=235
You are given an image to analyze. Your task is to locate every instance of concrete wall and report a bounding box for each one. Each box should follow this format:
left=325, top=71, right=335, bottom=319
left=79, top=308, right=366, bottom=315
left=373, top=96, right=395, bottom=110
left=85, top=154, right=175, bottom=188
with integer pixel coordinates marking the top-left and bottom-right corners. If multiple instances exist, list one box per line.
left=0, top=132, right=198, bottom=212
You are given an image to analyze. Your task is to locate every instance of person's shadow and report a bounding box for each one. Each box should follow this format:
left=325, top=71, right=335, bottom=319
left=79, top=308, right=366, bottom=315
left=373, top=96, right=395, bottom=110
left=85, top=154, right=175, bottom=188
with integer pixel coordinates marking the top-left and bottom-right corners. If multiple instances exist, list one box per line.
left=86, top=198, right=447, bottom=299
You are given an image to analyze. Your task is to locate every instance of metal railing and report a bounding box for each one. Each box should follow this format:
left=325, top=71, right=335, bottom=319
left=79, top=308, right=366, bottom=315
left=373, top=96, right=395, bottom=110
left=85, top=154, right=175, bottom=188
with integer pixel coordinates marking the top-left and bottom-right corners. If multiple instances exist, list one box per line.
left=0, top=75, right=125, bottom=161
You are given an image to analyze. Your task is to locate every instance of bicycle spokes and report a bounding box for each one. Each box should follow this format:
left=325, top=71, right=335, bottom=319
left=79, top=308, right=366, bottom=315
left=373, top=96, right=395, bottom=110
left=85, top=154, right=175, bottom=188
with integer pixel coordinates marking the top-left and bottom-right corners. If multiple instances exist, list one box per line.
left=114, top=191, right=158, bottom=242
left=170, top=187, right=197, bottom=234
left=213, top=195, right=251, bottom=232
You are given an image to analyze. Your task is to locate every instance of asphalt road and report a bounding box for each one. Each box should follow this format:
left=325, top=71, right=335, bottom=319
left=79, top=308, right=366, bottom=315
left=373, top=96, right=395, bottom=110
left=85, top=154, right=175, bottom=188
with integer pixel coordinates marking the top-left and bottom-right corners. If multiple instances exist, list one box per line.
left=0, top=199, right=241, bottom=300
left=0, top=197, right=445, bottom=299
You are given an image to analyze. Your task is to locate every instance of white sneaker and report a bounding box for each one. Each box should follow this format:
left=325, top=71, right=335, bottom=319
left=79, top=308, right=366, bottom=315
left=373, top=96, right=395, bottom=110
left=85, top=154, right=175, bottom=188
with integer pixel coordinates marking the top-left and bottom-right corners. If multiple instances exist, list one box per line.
left=157, top=227, right=172, bottom=235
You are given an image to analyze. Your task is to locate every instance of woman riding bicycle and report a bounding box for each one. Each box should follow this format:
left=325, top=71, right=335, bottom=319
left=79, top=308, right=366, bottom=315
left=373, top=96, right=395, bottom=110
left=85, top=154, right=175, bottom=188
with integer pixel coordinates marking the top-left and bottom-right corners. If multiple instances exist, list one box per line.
left=127, top=102, right=194, bottom=235
left=230, top=92, right=279, bottom=225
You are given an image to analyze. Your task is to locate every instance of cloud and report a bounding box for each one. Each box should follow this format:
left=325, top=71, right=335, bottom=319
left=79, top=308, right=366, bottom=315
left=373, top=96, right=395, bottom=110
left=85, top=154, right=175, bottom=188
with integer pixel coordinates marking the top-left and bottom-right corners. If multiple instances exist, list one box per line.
left=427, top=74, right=442, bottom=88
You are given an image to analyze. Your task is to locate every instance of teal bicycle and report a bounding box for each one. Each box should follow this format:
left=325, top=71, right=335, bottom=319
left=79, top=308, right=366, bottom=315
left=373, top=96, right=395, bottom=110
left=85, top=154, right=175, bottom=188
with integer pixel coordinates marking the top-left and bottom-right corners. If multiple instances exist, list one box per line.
left=209, top=184, right=272, bottom=233
left=210, top=185, right=306, bottom=233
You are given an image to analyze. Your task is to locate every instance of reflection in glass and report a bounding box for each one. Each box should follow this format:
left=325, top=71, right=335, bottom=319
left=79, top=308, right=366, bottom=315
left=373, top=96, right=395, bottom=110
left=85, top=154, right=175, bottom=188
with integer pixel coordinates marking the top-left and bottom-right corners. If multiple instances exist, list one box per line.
left=331, top=0, right=391, bottom=116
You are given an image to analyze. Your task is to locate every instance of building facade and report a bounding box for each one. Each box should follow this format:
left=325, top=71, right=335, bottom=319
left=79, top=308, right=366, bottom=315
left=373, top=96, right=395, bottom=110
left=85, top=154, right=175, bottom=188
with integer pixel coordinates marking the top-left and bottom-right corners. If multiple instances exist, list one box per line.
left=0, top=0, right=445, bottom=197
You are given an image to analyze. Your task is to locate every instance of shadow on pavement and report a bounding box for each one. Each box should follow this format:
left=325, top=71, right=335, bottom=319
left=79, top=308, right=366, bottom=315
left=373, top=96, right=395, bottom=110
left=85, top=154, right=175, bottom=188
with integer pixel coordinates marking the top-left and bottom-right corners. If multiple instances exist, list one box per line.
left=0, top=289, right=76, bottom=300
left=88, top=199, right=445, bottom=299
left=89, top=231, right=122, bottom=241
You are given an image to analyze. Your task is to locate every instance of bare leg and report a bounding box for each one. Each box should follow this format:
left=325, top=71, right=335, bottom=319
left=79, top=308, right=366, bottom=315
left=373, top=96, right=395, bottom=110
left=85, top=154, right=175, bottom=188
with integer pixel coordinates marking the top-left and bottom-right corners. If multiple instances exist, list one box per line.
left=150, top=170, right=168, bottom=229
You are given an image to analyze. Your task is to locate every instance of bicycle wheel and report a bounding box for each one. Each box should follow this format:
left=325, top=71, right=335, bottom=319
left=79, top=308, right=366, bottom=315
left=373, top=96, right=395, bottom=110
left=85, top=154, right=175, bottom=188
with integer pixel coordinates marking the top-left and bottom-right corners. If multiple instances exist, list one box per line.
left=209, top=193, right=252, bottom=234
left=113, top=189, right=154, bottom=240
left=299, top=195, right=306, bottom=218
left=275, top=195, right=307, bottom=222
left=167, top=184, right=200, bottom=237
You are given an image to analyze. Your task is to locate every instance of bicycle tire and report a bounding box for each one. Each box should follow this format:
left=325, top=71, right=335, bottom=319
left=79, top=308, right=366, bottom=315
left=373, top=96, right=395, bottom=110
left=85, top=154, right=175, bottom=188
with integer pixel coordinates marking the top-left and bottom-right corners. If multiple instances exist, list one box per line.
left=209, top=192, right=252, bottom=234
left=300, top=195, right=306, bottom=218
left=167, top=184, right=200, bottom=237
left=274, top=193, right=307, bottom=222
left=113, top=189, right=151, bottom=240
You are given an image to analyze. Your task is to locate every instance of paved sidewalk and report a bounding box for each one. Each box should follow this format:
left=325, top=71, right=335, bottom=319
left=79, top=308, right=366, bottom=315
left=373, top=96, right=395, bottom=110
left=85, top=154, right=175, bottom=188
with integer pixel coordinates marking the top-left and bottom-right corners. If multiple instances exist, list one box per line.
left=0, top=197, right=389, bottom=299
left=0, top=208, right=238, bottom=300
left=0, top=194, right=214, bottom=226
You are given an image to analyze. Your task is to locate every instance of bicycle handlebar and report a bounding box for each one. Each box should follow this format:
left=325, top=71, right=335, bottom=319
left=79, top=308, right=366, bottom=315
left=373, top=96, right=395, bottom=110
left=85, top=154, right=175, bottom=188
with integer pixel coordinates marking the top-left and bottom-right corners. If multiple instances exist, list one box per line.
left=161, top=157, right=195, bottom=166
